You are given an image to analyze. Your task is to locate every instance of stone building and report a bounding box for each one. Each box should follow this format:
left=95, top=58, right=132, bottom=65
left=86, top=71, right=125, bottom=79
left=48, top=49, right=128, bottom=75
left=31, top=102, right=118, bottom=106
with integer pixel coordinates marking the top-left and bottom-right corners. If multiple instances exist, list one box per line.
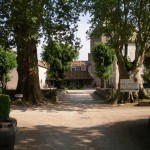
left=46, top=61, right=93, bottom=88
left=65, top=61, right=93, bottom=87
left=88, top=36, right=141, bottom=89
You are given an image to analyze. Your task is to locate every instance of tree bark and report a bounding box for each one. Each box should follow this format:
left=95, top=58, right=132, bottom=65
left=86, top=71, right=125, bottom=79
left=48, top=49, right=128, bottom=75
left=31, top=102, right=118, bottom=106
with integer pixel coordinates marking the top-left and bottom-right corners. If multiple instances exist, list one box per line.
left=115, top=62, right=130, bottom=104
left=112, top=64, right=148, bottom=104
left=11, top=1, right=46, bottom=104
left=132, top=67, right=149, bottom=99
left=110, top=42, right=148, bottom=104
left=111, top=45, right=131, bottom=104
left=16, top=39, right=45, bottom=104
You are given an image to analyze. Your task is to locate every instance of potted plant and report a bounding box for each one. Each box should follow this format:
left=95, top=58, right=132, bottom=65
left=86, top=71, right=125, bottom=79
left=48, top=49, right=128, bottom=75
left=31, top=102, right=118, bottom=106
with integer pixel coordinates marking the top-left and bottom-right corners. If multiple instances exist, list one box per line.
left=0, top=94, right=16, bottom=150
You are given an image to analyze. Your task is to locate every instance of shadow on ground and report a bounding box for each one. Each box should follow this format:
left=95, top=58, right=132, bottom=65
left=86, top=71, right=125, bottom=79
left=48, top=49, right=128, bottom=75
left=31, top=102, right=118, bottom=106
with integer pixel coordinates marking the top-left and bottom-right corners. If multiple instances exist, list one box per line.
left=11, top=93, right=112, bottom=113
left=14, top=118, right=150, bottom=150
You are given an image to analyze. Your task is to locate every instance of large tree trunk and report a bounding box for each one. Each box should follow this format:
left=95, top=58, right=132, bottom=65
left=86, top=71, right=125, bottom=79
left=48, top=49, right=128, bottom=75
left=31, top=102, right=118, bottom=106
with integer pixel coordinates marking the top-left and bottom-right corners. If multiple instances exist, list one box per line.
left=11, top=1, right=46, bottom=104
left=113, top=60, right=130, bottom=104
left=132, top=67, right=149, bottom=99
left=112, top=64, right=148, bottom=104
left=16, top=39, right=45, bottom=104
left=110, top=41, right=148, bottom=104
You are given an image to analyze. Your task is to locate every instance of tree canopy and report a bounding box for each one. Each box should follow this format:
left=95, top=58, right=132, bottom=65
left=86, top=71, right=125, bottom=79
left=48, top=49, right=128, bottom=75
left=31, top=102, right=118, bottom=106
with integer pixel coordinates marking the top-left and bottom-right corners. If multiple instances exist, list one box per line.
left=0, top=0, right=82, bottom=103
left=0, top=0, right=81, bottom=47
left=84, top=0, right=150, bottom=103
left=42, top=41, right=78, bottom=90
left=42, top=41, right=78, bottom=87
left=92, top=42, right=116, bottom=79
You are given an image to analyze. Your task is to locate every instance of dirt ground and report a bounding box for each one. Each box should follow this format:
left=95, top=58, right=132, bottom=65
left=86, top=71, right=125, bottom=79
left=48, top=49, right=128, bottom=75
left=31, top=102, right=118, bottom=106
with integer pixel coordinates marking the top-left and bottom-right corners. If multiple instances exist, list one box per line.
left=11, top=89, right=150, bottom=150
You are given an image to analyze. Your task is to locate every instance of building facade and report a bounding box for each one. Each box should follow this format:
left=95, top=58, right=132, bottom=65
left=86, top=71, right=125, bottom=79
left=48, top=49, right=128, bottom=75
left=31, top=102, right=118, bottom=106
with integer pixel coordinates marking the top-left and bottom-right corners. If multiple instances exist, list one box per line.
left=88, top=36, right=142, bottom=89
left=46, top=61, right=93, bottom=88
left=65, top=61, right=93, bottom=87
left=6, top=61, right=48, bottom=89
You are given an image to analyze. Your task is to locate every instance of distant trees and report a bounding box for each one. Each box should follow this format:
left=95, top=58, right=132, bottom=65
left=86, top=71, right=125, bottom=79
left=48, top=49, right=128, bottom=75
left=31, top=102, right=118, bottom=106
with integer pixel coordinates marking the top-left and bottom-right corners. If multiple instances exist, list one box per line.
left=42, top=41, right=78, bottom=89
left=92, top=42, right=116, bottom=80
left=0, top=48, right=17, bottom=89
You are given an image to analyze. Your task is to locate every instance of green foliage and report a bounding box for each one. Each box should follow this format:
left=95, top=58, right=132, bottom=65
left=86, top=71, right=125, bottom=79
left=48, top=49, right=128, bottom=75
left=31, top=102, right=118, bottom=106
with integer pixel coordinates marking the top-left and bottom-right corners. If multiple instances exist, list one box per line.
left=0, top=0, right=83, bottom=102
left=144, top=53, right=150, bottom=69
left=124, top=56, right=135, bottom=72
left=92, top=42, right=116, bottom=79
left=67, top=84, right=83, bottom=90
left=0, top=0, right=82, bottom=48
left=42, top=41, right=78, bottom=81
left=0, top=94, right=11, bottom=119
left=0, top=1, right=13, bottom=48
left=76, top=85, right=83, bottom=89
left=142, top=70, right=150, bottom=84
left=0, top=88, right=2, bottom=94
left=0, top=47, right=17, bottom=88
left=142, top=53, right=150, bottom=84
left=86, top=0, right=149, bottom=73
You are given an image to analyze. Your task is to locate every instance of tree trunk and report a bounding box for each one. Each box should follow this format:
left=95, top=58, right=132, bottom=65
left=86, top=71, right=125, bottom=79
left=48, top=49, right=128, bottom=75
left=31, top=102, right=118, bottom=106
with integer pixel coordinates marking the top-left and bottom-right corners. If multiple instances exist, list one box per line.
left=110, top=41, right=148, bottom=104
left=113, top=63, right=130, bottom=104
left=1, top=75, right=6, bottom=89
left=112, top=64, right=148, bottom=104
left=10, top=0, right=46, bottom=104
left=131, top=67, right=149, bottom=99
left=16, top=40, right=45, bottom=104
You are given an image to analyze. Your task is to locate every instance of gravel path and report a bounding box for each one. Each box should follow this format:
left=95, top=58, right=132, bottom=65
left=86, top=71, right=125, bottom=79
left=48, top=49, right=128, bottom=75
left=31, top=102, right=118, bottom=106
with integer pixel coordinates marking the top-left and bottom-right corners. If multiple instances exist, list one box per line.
left=11, top=90, right=150, bottom=150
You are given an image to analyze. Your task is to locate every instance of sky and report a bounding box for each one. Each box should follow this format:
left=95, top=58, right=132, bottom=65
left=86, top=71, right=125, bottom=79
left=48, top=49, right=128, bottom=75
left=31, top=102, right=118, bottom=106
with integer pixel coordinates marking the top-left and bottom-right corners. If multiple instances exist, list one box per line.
left=37, top=14, right=91, bottom=61
left=76, top=14, right=91, bottom=60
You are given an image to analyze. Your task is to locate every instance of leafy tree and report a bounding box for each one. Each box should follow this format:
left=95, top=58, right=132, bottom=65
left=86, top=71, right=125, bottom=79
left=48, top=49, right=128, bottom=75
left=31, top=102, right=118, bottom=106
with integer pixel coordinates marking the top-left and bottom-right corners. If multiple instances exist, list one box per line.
left=0, top=1, right=13, bottom=48
left=42, top=41, right=78, bottom=89
left=142, top=52, right=150, bottom=85
left=92, top=42, right=116, bottom=80
left=0, top=0, right=82, bottom=104
left=0, top=47, right=17, bottom=89
left=84, top=0, right=150, bottom=103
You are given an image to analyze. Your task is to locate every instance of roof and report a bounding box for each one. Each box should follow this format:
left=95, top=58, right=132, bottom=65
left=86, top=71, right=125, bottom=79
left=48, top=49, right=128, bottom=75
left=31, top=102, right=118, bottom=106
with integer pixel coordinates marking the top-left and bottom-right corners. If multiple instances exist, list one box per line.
left=71, top=61, right=89, bottom=67
left=38, top=61, right=48, bottom=69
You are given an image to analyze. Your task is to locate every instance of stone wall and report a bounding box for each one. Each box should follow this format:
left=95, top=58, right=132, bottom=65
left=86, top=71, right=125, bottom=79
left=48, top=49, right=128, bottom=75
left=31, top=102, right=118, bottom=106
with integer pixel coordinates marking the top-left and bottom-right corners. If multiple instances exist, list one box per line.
left=3, top=89, right=58, bottom=100
left=95, top=87, right=113, bottom=101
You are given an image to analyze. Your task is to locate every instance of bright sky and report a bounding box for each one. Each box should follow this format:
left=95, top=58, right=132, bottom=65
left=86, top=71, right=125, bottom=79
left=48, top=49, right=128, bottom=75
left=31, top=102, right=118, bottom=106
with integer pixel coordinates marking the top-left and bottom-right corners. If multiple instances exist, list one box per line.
left=37, top=14, right=91, bottom=61
left=76, top=14, right=90, bottom=60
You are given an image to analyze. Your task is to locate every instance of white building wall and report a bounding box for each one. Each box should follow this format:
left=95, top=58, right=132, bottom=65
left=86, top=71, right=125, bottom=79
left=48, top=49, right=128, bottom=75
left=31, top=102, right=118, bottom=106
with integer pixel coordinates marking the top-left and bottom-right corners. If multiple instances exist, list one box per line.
left=123, top=43, right=136, bottom=61
left=38, top=66, right=47, bottom=89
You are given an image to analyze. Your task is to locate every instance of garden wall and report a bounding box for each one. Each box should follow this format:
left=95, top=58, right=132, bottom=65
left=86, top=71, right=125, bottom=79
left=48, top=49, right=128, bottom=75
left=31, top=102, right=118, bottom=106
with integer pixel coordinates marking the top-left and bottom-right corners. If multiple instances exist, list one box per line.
left=95, top=87, right=113, bottom=101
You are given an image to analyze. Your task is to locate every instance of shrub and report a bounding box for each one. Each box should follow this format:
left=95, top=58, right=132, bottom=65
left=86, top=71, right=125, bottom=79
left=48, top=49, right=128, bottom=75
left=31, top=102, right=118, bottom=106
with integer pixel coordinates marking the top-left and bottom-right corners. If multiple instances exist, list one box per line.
left=0, top=94, right=11, bottom=119
left=68, top=85, right=76, bottom=89
left=0, top=88, right=2, bottom=94
left=76, top=85, right=83, bottom=89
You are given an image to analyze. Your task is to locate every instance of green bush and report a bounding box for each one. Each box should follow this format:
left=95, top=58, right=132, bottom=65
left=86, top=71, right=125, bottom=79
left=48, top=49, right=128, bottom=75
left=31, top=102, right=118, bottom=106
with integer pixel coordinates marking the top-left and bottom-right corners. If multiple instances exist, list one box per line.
left=76, top=85, right=83, bottom=89
left=0, top=88, right=2, bottom=94
left=0, top=94, right=11, bottom=119
left=68, top=85, right=76, bottom=89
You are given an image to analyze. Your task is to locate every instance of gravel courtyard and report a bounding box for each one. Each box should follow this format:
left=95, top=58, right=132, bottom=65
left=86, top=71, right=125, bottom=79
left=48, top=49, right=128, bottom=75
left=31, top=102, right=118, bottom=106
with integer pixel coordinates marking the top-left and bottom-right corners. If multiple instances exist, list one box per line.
left=11, top=90, right=150, bottom=150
